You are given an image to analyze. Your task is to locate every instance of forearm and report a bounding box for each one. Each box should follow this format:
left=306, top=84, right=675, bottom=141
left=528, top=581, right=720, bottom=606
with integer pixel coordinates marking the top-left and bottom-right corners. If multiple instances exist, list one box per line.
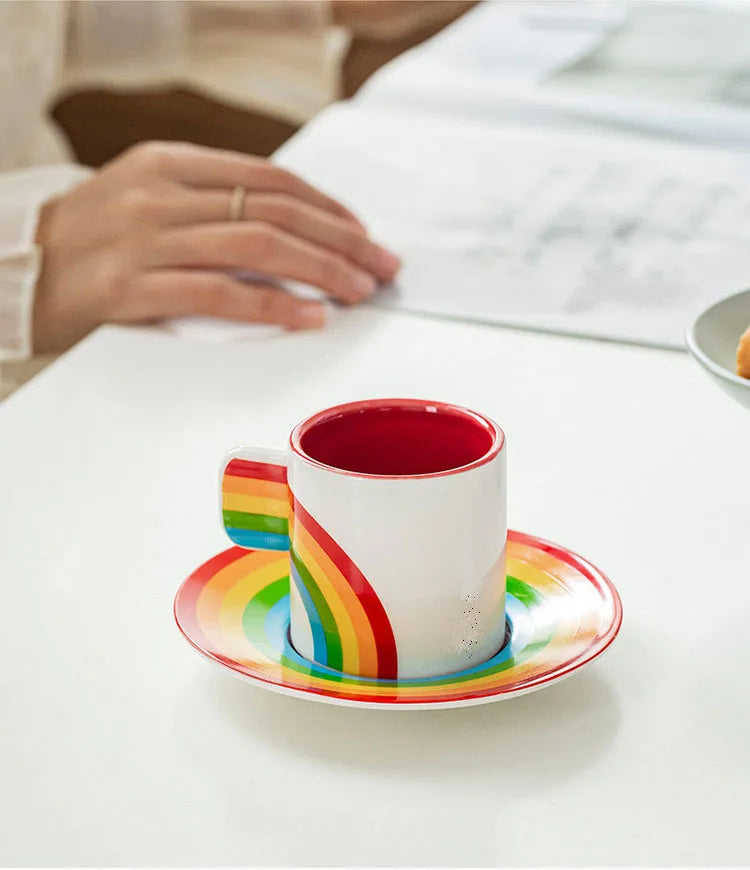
left=330, top=1, right=478, bottom=41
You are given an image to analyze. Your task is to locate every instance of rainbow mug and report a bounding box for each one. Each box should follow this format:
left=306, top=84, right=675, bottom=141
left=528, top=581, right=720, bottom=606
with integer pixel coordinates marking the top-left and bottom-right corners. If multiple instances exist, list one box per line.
left=220, top=398, right=507, bottom=680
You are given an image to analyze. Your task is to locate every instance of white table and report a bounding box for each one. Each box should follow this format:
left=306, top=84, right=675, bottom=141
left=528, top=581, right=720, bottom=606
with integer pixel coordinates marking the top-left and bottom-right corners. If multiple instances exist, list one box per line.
left=1, top=307, right=747, bottom=866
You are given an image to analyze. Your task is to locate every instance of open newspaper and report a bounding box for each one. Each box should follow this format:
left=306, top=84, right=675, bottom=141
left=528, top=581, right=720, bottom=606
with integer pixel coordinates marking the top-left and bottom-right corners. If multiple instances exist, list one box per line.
left=279, top=2, right=750, bottom=349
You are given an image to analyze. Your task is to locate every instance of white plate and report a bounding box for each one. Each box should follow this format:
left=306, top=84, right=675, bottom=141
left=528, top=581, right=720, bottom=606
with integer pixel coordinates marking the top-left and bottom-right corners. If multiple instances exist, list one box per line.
left=686, top=288, right=750, bottom=411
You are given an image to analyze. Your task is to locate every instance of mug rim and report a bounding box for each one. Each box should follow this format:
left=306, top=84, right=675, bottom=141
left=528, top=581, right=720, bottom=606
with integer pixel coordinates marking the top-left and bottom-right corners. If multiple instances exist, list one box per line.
left=289, top=397, right=505, bottom=480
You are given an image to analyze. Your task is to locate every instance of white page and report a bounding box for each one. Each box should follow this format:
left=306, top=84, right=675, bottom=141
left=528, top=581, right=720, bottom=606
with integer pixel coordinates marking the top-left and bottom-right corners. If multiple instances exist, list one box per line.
left=271, top=103, right=750, bottom=349
left=358, top=1, right=750, bottom=151
left=550, top=2, right=750, bottom=105
left=392, top=0, right=627, bottom=85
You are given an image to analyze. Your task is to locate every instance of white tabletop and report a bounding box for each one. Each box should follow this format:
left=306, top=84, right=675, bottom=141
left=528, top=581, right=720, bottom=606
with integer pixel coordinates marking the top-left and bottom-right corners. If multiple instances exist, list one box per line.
left=0, top=307, right=747, bottom=866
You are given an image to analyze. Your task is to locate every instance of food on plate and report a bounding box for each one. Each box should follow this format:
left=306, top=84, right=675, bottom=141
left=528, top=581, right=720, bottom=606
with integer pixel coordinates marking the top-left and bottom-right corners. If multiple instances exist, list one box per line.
left=737, top=327, right=750, bottom=379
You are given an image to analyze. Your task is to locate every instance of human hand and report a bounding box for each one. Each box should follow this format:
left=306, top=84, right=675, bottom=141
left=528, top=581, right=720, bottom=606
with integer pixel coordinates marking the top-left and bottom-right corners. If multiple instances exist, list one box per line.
left=331, top=1, right=477, bottom=41
left=33, top=141, right=400, bottom=353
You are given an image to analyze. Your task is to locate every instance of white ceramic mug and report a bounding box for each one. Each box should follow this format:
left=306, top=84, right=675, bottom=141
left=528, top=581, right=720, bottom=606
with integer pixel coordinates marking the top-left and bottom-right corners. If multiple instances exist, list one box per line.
left=220, top=398, right=507, bottom=680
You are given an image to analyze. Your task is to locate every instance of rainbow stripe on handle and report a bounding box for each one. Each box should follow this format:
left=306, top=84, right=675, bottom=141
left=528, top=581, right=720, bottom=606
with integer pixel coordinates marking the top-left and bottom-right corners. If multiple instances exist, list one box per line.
left=222, top=459, right=290, bottom=551
left=220, top=457, right=399, bottom=680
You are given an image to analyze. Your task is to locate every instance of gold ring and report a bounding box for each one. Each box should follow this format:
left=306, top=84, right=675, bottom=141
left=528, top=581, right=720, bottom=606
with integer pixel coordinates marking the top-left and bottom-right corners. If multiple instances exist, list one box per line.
left=229, top=186, right=247, bottom=221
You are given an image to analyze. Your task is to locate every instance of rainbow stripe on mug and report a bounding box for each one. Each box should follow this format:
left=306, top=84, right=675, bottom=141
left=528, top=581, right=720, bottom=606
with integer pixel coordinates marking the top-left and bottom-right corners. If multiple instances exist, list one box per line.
left=221, top=457, right=398, bottom=679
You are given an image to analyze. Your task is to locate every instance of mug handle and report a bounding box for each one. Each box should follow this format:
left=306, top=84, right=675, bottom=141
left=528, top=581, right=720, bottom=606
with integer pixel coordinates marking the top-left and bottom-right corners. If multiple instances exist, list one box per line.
left=220, top=447, right=290, bottom=551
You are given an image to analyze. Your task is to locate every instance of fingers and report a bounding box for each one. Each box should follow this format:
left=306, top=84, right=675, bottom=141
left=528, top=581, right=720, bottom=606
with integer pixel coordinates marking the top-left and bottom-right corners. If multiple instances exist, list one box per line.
left=153, top=222, right=379, bottom=304
left=173, top=191, right=400, bottom=283
left=136, top=141, right=364, bottom=227
left=127, top=270, right=327, bottom=329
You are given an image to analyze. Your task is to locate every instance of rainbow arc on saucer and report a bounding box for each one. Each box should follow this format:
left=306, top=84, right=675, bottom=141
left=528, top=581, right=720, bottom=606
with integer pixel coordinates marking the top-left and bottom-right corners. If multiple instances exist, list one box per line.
left=174, top=530, right=622, bottom=708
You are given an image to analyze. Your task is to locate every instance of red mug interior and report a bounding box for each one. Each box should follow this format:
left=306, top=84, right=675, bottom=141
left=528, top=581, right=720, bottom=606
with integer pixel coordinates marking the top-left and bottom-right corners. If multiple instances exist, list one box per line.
left=294, top=400, right=501, bottom=477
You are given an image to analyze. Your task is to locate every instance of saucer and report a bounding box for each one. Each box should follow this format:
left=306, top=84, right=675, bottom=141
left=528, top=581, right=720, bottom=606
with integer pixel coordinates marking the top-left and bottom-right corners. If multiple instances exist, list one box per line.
left=174, top=530, right=622, bottom=709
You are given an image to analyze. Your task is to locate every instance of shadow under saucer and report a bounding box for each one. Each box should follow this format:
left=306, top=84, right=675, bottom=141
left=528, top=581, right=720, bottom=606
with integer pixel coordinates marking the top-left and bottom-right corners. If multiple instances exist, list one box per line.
left=188, top=664, right=621, bottom=796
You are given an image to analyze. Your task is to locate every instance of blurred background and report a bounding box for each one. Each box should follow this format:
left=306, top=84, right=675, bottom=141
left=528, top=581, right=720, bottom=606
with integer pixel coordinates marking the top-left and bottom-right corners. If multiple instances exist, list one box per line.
left=47, top=0, right=477, bottom=166
left=4, top=0, right=750, bottom=399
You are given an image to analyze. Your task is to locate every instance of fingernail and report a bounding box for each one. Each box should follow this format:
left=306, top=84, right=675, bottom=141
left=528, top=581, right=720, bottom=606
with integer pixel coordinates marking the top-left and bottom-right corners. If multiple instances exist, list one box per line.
left=293, top=302, right=326, bottom=330
left=352, top=271, right=377, bottom=299
left=375, top=245, right=401, bottom=278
